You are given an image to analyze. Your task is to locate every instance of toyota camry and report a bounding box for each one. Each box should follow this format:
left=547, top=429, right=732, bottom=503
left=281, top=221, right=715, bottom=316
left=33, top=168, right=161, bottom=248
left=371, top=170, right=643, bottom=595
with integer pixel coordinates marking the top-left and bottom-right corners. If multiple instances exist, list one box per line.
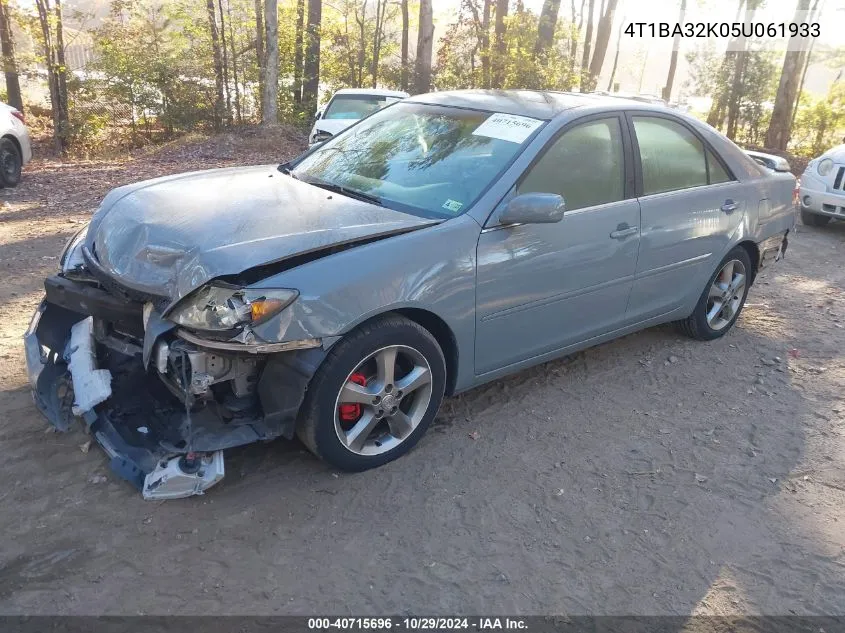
left=24, top=90, right=796, bottom=499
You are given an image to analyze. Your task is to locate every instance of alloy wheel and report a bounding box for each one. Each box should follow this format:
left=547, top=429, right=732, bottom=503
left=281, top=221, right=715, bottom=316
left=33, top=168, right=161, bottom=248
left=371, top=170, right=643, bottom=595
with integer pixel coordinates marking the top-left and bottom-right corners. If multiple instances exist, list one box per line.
left=333, top=345, right=433, bottom=456
left=706, top=259, right=747, bottom=331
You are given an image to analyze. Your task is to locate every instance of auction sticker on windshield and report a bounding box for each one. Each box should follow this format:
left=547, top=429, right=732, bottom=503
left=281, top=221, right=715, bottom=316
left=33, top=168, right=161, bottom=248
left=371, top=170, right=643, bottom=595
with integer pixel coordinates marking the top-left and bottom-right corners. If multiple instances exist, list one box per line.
left=472, top=113, right=543, bottom=144
left=442, top=199, right=464, bottom=213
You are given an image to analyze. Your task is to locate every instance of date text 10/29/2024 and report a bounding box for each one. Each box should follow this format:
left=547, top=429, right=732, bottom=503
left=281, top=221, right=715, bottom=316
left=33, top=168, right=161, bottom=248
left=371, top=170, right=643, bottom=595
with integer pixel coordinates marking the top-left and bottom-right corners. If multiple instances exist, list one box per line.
left=308, top=618, right=528, bottom=630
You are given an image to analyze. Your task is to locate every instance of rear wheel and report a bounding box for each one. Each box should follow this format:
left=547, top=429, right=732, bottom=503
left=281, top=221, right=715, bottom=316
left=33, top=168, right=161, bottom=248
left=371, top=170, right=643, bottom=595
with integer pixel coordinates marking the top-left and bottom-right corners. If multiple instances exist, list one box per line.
left=0, top=138, right=21, bottom=188
left=679, top=246, right=752, bottom=341
left=297, top=314, right=446, bottom=471
left=801, top=208, right=830, bottom=227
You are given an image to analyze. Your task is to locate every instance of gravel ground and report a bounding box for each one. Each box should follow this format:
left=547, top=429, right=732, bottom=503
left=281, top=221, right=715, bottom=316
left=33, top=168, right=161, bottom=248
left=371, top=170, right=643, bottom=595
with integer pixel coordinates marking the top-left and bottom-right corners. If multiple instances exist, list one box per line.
left=0, top=136, right=843, bottom=616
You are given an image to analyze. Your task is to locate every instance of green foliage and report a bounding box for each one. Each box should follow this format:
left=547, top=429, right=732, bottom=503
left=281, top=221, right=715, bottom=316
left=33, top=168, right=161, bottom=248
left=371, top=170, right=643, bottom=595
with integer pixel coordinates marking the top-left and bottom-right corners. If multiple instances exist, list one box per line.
left=435, top=2, right=579, bottom=92
left=685, top=42, right=778, bottom=143
left=317, top=0, right=404, bottom=98
left=731, top=51, right=779, bottom=146
left=789, top=84, right=845, bottom=158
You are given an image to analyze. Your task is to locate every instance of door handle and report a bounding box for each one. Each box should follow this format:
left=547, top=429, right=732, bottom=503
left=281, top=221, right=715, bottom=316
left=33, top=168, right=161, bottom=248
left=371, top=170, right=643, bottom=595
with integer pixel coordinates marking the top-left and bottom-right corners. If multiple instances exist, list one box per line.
left=610, top=224, right=639, bottom=239
left=721, top=199, right=739, bottom=213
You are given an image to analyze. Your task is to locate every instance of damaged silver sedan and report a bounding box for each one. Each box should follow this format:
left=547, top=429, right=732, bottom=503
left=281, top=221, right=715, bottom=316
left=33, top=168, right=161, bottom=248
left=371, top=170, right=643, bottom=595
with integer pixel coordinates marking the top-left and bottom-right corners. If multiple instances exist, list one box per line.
left=24, top=90, right=796, bottom=499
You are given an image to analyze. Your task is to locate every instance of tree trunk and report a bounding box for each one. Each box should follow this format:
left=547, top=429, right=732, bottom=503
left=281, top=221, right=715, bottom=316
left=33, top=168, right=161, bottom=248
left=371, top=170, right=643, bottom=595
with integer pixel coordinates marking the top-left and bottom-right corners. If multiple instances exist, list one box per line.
left=372, top=0, right=388, bottom=88
left=293, top=0, right=305, bottom=104
left=586, top=0, right=617, bottom=88
left=35, top=0, right=67, bottom=153
left=707, top=0, right=745, bottom=129
left=662, top=0, right=686, bottom=102
left=54, top=0, right=69, bottom=141
left=206, top=0, right=225, bottom=130
left=226, top=0, right=242, bottom=123
left=355, top=2, right=366, bottom=88
left=534, top=0, right=561, bottom=59
left=492, top=0, right=508, bottom=88
left=579, top=0, right=594, bottom=90
left=218, top=0, right=233, bottom=124
left=534, top=0, right=560, bottom=57
left=0, top=0, right=22, bottom=111
left=255, top=0, right=265, bottom=118
left=400, top=0, right=409, bottom=91
left=791, top=0, right=821, bottom=134
left=606, top=16, right=623, bottom=91
left=480, top=0, right=491, bottom=88
left=764, top=0, right=812, bottom=150
left=414, top=0, right=433, bottom=93
left=726, top=0, right=759, bottom=140
left=567, top=0, right=584, bottom=90
left=262, top=0, right=279, bottom=124
left=302, top=0, right=323, bottom=114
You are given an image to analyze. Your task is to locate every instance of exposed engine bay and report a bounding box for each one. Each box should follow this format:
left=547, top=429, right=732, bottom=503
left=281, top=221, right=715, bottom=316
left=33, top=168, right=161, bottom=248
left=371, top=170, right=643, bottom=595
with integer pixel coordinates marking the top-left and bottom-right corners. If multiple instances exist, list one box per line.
left=25, top=267, right=326, bottom=500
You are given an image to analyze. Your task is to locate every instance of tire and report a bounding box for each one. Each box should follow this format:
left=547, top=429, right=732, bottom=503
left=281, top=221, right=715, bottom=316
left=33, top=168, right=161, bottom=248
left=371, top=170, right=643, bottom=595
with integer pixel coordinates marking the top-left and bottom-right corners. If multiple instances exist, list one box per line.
left=679, top=246, right=752, bottom=341
left=0, top=138, right=21, bottom=188
left=801, top=207, right=830, bottom=227
left=297, top=313, right=447, bottom=471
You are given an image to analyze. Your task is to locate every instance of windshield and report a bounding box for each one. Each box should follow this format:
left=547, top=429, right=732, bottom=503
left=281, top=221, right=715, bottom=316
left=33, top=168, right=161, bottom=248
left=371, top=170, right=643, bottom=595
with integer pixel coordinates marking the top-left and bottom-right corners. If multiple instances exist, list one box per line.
left=323, top=94, right=401, bottom=120
left=293, top=102, right=544, bottom=219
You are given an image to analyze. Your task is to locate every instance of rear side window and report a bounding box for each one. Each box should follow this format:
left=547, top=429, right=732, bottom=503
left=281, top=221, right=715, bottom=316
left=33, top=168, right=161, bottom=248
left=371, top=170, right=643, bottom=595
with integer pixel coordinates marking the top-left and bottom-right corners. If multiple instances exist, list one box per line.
left=633, top=116, right=708, bottom=195
left=707, top=148, right=732, bottom=184
left=518, top=117, right=625, bottom=211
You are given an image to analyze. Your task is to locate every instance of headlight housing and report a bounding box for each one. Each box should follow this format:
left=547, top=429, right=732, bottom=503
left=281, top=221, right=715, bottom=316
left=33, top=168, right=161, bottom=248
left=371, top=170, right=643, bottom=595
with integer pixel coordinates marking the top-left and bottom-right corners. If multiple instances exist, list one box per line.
left=168, top=284, right=298, bottom=332
left=60, top=224, right=88, bottom=273
left=818, top=158, right=834, bottom=177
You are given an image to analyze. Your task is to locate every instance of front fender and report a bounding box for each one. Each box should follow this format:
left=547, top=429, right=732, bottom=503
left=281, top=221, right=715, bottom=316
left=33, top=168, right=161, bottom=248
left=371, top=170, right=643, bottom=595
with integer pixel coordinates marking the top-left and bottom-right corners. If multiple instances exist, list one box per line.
left=249, top=214, right=481, bottom=391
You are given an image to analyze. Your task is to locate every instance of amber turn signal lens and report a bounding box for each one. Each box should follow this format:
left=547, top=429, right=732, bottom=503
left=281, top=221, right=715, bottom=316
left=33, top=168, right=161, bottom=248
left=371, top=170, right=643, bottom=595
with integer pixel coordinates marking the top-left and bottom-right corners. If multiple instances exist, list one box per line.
left=250, top=298, right=284, bottom=322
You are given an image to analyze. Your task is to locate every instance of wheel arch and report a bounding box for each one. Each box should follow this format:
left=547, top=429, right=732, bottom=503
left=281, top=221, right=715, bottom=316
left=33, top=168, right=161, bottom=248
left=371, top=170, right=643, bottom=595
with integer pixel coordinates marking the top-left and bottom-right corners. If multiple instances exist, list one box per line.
left=735, top=239, right=760, bottom=284
left=339, top=307, right=459, bottom=396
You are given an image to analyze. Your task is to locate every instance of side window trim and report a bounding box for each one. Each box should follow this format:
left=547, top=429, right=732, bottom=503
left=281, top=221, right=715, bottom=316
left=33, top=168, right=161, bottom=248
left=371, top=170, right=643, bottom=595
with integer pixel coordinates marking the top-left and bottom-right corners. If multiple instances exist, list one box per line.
left=513, top=112, right=633, bottom=206
left=625, top=111, right=737, bottom=198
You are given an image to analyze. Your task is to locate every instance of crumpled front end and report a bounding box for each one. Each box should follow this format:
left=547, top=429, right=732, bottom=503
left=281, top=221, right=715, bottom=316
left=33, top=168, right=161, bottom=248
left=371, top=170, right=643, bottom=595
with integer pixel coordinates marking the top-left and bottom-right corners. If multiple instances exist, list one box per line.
left=24, top=269, right=325, bottom=500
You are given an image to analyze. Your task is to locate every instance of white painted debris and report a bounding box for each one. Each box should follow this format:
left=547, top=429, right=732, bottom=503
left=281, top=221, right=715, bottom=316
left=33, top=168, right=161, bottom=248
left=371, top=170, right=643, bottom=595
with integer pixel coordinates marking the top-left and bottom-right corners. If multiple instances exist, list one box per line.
left=67, top=317, right=112, bottom=416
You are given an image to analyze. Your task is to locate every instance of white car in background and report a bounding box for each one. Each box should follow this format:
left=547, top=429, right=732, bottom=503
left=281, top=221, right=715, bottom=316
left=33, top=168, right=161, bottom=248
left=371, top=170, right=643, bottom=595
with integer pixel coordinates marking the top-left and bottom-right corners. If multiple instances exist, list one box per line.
left=798, top=143, right=845, bottom=226
left=308, top=88, right=409, bottom=146
left=0, top=102, right=31, bottom=187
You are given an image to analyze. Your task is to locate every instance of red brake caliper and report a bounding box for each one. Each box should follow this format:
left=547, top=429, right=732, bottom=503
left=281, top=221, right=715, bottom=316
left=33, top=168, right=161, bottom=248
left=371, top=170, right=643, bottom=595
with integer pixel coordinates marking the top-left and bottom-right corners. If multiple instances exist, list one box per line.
left=339, top=373, right=367, bottom=424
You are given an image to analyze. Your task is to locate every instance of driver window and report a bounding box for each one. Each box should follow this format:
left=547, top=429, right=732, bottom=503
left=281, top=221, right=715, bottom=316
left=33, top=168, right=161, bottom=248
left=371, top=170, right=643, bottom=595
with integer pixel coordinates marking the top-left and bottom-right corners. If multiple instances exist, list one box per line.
left=517, top=117, right=625, bottom=211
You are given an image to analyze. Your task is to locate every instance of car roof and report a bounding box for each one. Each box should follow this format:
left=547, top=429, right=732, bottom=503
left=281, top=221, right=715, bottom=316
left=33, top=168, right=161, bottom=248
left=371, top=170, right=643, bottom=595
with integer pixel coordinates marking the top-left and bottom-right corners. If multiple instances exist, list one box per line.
left=332, top=88, right=409, bottom=98
left=406, top=89, right=654, bottom=120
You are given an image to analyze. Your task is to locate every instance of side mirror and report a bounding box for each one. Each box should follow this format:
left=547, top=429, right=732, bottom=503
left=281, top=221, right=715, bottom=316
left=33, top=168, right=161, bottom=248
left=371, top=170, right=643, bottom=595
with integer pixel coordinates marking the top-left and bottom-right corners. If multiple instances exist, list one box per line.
left=315, top=108, right=324, bottom=121
left=499, top=193, right=565, bottom=225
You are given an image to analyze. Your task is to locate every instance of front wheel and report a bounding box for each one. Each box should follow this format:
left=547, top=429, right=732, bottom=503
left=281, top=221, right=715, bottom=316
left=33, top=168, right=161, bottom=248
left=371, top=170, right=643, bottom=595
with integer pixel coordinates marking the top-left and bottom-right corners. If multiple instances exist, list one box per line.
left=297, top=314, right=446, bottom=471
left=679, top=246, right=752, bottom=341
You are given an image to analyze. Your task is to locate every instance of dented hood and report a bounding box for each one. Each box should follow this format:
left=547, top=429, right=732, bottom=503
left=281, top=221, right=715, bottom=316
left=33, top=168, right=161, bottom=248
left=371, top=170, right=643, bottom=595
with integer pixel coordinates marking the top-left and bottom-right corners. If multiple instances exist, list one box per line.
left=86, top=165, right=435, bottom=301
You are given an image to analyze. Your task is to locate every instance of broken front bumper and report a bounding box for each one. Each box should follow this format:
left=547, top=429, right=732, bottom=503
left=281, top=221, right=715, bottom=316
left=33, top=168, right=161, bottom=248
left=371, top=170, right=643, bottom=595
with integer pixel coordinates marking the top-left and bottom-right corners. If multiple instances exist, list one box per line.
left=24, top=276, right=326, bottom=500
left=25, top=302, right=225, bottom=499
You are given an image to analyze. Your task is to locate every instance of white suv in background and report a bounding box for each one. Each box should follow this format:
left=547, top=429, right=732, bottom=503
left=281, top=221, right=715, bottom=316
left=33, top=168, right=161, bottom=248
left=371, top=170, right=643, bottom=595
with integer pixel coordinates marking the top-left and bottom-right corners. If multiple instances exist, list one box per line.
left=798, top=143, right=845, bottom=226
left=308, top=88, right=409, bottom=147
left=0, top=102, right=31, bottom=187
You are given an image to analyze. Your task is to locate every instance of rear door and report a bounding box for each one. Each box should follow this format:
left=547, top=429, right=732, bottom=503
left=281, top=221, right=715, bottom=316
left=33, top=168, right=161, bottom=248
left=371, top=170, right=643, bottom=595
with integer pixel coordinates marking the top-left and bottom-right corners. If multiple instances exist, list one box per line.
left=474, top=113, right=640, bottom=375
left=625, top=113, right=747, bottom=322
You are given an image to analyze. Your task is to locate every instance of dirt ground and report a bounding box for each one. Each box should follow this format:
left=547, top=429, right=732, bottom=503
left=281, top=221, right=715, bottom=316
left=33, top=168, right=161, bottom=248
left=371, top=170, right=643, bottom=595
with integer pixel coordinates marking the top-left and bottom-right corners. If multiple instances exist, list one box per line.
left=0, top=132, right=843, bottom=617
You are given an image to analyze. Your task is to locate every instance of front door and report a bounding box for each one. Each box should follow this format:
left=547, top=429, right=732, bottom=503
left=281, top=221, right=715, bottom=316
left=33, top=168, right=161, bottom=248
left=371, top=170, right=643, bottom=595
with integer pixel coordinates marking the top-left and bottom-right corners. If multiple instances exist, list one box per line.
left=475, top=115, right=641, bottom=375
